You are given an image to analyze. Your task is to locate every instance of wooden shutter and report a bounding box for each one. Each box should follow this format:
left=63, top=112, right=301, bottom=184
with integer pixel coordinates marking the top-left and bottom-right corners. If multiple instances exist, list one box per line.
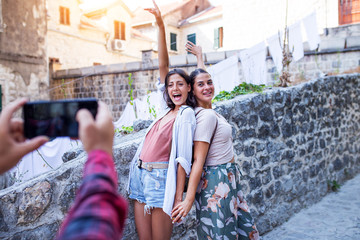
left=339, top=0, right=360, bottom=25
left=187, top=33, right=196, bottom=45
left=121, top=22, right=126, bottom=40
left=114, top=21, right=120, bottom=39
left=170, top=33, right=177, bottom=51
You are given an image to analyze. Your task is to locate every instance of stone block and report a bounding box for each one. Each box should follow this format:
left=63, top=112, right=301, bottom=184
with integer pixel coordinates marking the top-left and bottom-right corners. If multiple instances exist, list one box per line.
left=169, top=55, right=187, bottom=66
left=107, top=63, right=125, bottom=73
left=205, top=51, right=226, bottom=63
left=93, top=65, right=108, bottom=75
left=53, top=69, right=68, bottom=79
left=80, top=67, right=95, bottom=76
left=346, top=36, right=360, bottom=48
left=67, top=68, right=82, bottom=78
left=125, top=61, right=142, bottom=71
left=319, top=38, right=345, bottom=51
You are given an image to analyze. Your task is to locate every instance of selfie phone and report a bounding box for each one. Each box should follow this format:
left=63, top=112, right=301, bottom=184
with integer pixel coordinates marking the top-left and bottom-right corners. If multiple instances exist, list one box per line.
left=23, top=98, right=98, bottom=139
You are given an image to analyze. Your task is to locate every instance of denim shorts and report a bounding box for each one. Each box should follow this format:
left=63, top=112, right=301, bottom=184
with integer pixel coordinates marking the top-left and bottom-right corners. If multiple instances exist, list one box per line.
left=129, top=161, right=168, bottom=210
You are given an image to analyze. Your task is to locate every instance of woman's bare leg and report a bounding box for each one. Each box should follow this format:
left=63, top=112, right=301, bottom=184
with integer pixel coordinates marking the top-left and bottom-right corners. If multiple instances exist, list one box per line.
left=134, top=201, right=152, bottom=240
left=151, top=208, right=173, bottom=240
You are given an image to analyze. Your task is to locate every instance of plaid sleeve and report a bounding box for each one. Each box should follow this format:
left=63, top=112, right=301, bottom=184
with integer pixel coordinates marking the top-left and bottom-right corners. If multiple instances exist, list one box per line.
left=56, top=150, right=128, bottom=240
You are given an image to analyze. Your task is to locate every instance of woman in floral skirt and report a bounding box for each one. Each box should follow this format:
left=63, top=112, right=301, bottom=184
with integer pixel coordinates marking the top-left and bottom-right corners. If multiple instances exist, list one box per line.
left=172, top=46, right=259, bottom=240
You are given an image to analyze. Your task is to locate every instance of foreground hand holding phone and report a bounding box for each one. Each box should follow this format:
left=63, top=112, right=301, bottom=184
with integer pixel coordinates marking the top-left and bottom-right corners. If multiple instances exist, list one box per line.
left=0, top=98, right=49, bottom=174
left=76, top=101, right=114, bottom=155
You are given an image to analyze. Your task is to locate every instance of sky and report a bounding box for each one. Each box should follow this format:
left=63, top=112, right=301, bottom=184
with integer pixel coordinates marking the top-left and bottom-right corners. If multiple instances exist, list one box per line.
left=122, top=0, right=221, bottom=11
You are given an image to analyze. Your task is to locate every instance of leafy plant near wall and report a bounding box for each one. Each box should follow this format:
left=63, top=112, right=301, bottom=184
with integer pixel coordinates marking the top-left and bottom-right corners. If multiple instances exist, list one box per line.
left=115, top=126, right=134, bottom=135
left=128, top=73, right=137, bottom=118
left=327, top=179, right=341, bottom=192
left=60, top=79, right=68, bottom=98
left=212, top=82, right=266, bottom=103
left=146, top=90, right=157, bottom=119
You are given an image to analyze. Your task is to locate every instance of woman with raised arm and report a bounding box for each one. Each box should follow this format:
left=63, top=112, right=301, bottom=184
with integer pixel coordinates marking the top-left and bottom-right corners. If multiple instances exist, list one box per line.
left=127, top=1, right=196, bottom=239
left=172, top=46, right=259, bottom=239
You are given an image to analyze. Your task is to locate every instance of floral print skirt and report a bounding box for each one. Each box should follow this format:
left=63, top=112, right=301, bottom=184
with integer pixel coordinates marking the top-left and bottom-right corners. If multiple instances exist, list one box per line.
left=195, top=162, right=259, bottom=240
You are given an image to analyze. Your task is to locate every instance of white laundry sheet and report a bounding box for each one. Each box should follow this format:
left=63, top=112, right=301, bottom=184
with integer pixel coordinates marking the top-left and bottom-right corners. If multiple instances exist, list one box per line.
left=302, top=11, right=320, bottom=50
left=288, top=21, right=304, bottom=61
left=114, top=88, right=166, bottom=129
left=10, top=137, right=81, bottom=182
left=267, top=33, right=284, bottom=73
left=239, top=41, right=268, bottom=85
left=207, top=55, right=240, bottom=96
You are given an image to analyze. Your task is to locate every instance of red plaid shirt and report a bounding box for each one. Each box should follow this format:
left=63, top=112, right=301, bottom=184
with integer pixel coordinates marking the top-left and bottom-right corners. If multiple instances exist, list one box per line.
left=56, top=150, right=128, bottom=240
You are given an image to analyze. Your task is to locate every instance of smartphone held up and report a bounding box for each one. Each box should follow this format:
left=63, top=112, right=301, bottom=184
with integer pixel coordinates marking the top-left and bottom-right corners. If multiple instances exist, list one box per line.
left=23, top=98, right=98, bottom=139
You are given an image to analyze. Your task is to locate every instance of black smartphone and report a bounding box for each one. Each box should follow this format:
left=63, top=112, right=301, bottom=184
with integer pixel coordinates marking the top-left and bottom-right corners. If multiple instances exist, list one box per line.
left=23, top=98, right=98, bottom=138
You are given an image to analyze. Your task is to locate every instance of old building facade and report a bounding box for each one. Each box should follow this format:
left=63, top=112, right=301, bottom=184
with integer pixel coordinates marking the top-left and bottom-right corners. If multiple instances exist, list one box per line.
left=47, top=0, right=154, bottom=71
left=0, top=0, right=49, bottom=109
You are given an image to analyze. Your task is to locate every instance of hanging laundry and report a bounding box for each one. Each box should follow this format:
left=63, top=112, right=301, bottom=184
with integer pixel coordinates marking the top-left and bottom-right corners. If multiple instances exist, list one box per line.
left=302, top=11, right=320, bottom=50
left=288, top=21, right=304, bottom=61
left=11, top=137, right=80, bottom=182
left=114, top=101, right=137, bottom=128
left=267, top=33, right=284, bottom=73
left=207, top=55, right=239, bottom=96
left=239, top=41, right=268, bottom=85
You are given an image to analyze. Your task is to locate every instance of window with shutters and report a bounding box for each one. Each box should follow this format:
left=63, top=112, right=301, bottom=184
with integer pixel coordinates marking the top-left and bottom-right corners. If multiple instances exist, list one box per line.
left=339, top=0, right=360, bottom=25
left=59, top=6, right=70, bottom=25
left=114, top=20, right=126, bottom=40
left=170, top=32, right=177, bottom=51
left=214, top=27, right=223, bottom=49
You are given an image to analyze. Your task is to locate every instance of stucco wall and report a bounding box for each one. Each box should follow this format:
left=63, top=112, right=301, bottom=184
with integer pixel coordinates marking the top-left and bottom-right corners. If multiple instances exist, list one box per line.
left=0, top=74, right=359, bottom=239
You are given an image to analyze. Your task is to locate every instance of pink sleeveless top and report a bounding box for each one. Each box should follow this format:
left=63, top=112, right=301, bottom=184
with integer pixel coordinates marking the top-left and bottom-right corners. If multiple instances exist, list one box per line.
left=139, top=117, right=175, bottom=162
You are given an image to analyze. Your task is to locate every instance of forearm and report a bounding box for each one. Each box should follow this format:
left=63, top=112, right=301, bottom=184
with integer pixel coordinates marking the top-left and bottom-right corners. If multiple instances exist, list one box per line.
left=196, top=52, right=206, bottom=70
left=157, top=19, right=169, bottom=84
left=174, top=164, right=186, bottom=202
left=184, top=158, right=204, bottom=203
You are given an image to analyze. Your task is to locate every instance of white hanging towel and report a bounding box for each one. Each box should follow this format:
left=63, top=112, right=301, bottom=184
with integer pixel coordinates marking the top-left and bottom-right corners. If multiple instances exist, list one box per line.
left=113, top=101, right=136, bottom=128
left=11, top=137, right=79, bottom=182
left=239, top=41, right=268, bottom=85
left=267, top=33, right=283, bottom=73
left=302, top=11, right=320, bottom=50
left=288, top=21, right=304, bottom=61
left=207, top=55, right=239, bottom=96
left=134, top=98, right=149, bottom=121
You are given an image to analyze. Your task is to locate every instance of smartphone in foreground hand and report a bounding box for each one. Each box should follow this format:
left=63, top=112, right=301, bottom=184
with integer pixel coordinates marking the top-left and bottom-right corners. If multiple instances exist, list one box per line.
left=23, top=98, right=98, bottom=138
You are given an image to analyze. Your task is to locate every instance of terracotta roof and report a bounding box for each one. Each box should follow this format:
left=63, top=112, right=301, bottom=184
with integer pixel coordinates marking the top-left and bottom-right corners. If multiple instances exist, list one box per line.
left=179, top=5, right=222, bottom=26
left=132, top=0, right=191, bottom=26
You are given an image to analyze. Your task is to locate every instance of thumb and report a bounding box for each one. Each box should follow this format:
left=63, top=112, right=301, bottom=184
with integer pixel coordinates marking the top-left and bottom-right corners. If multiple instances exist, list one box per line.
left=18, top=136, right=49, bottom=156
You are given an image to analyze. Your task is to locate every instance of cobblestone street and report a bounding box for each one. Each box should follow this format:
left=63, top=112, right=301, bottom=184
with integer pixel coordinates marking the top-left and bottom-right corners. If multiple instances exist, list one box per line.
left=262, top=174, right=360, bottom=240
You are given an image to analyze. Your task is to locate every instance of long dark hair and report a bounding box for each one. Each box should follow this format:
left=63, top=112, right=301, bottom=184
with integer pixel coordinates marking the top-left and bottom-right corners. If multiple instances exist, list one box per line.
left=163, top=68, right=196, bottom=109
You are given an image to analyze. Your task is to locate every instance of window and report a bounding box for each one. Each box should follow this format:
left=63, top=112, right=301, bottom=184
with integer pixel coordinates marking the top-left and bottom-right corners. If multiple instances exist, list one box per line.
left=59, top=6, right=70, bottom=25
left=170, top=32, right=177, bottom=51
left=114, top=20, right=126, bottom=40
left=214, top=27, right=223, bottom=49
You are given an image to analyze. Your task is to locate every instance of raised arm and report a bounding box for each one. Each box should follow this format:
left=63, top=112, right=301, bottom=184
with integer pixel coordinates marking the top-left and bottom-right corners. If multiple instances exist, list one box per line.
left=185, top=41, right=206, bottom=70
left=145, top=0, right=169, bottom=84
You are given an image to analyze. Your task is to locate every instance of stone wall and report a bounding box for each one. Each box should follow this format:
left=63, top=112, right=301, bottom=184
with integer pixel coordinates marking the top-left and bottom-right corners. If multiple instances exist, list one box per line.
left=0, top=73, right=359, bottom=239
left=0, top=0, right=49, bottom=107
